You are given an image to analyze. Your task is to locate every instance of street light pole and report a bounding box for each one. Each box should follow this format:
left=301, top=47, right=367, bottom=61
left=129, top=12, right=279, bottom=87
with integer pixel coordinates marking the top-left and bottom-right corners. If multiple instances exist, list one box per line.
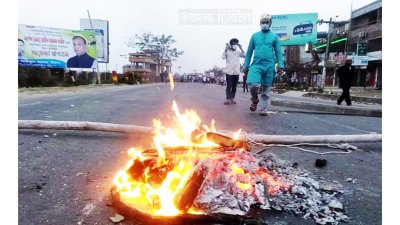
left=320, top=17, right=332, bottom=92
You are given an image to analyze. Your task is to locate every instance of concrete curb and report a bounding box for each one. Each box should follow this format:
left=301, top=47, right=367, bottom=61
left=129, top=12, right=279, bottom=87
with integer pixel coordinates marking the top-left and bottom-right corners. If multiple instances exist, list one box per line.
left=271, top=99, right=382, bottom=117
left=303, top=93, right=382, bottom=104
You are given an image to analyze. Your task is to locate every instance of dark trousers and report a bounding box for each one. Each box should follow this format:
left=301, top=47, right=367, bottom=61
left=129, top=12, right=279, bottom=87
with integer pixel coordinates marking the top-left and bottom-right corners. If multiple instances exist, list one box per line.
left=243, top=82, right=249, bottom=92
left=337, top=87, right=351, bottom=105
left=226, top=74, right=239, bottom=100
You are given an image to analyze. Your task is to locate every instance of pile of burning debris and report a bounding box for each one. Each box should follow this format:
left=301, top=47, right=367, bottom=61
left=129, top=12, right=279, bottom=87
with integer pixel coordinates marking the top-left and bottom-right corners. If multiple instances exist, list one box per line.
left=111, top=101, right=348, bottom=224
left=193, top=151, right=348, bottom=225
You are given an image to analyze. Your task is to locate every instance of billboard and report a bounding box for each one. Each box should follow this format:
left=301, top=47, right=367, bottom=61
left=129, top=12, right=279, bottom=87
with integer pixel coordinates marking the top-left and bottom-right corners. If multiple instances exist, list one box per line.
left=18, top=24, right=97, bottom=69
left=80, top=19, right=109, bottom=63
left=270, top=13, right=318, bottom=46
left=351, top=56, right=368, bottom=66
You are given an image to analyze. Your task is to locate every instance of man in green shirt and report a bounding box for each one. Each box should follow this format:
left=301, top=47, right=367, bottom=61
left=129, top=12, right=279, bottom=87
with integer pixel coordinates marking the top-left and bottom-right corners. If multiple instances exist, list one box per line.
left=243, top=13, right=284, bottom=116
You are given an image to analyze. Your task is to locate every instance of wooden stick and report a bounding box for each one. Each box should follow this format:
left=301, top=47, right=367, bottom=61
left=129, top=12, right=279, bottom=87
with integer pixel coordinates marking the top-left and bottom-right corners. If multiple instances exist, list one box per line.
left=18, top=120, right=382, bottom=144
left=248, top=133, right=382, bottom=144
left=206, top=132, right=250, bottom=150
left=18, top=120, right=153, bottom=134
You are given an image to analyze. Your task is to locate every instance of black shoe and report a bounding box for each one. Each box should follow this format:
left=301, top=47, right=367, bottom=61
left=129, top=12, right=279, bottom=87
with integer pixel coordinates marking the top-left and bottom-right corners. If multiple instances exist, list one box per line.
left=250, top=99, right=259, bottom=112
left=336, top=101, right=341, bottom=105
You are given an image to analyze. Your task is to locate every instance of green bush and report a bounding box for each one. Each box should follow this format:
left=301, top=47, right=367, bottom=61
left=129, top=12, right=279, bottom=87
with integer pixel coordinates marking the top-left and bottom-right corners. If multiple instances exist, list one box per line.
left=75, top=72, right=91, bottom=85
left=133, top=72, right=143, bottom=84
left=18, top=67, right=117, bottom=87
left=19, top=67, right=51, bottom=87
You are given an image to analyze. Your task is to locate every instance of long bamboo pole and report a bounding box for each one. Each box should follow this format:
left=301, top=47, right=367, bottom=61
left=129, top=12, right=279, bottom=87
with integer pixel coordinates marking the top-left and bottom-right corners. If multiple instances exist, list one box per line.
left=18, top=120, right=153, bottom=134
left=18, top=120, right=382, bottom=144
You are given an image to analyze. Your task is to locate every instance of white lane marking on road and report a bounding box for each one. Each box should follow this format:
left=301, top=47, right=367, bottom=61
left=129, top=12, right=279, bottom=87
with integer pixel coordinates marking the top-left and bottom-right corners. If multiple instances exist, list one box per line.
left=308, top=115, right=376, bottom=134
left=103, top=86, right=140, bottom=93
left=60, top=96, right=79, bottom=101
left=18, top=101, right=42, bottom=107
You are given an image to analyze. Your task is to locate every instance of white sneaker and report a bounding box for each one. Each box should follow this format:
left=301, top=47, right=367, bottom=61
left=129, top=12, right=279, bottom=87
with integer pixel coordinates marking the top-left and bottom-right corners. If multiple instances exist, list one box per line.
left=259, top=110, right=268, bottom=116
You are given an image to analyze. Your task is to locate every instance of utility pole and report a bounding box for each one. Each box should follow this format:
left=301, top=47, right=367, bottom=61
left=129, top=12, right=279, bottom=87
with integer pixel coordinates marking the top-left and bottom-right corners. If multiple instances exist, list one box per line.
left=317, top=17, right=350, bottom=92
left=318, top=17, right=333, bottom=92
left=87, top=9, right=101, bottom=84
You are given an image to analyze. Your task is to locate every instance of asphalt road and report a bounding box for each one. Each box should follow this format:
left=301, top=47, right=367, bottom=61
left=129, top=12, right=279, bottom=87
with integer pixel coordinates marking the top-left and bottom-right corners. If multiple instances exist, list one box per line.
left=18, top=83, right=382, bottom=225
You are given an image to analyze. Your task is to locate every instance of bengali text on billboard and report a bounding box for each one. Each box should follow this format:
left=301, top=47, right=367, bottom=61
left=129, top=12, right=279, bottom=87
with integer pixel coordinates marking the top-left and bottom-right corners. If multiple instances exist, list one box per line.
left=18, top=24, right=97, bottom=69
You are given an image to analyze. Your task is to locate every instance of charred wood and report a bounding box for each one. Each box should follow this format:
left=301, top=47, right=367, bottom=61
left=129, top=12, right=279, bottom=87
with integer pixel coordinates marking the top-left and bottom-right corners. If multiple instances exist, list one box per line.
left=174, top=161, right=211, bottom=212
left=110, top=186, right=264, bottom=225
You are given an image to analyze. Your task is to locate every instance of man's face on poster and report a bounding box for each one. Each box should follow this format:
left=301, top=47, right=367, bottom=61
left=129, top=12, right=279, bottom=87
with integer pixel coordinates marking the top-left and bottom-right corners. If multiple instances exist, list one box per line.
left=73, top=37, right=87, bottom=56
left=18, top=40, right=25, bottom=57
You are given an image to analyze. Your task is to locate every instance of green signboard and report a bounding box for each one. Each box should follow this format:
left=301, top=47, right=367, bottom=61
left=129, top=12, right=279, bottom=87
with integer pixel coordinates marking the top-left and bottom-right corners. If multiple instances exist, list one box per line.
left=270, top=13, right=318, bottom=46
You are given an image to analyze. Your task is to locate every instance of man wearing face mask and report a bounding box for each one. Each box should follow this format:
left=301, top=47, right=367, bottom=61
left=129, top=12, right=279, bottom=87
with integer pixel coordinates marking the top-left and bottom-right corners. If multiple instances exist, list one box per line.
left=243, top=13, right=284, bottom=116
left=222, top=38, right=245, bottom=105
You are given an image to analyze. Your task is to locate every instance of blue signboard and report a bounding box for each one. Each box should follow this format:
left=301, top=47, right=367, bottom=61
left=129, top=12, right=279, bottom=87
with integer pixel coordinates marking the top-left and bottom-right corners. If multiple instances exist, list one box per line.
left=270, top=13, right=318, bottom=46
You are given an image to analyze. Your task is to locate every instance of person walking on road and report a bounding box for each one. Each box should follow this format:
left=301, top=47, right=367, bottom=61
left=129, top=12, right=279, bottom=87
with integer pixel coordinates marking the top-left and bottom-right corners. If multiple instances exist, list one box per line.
left=222, top=38, right=245, bottom=105
left=337, top=61, right=353, bottom=106
left=243, top=13, right=284, bottom=116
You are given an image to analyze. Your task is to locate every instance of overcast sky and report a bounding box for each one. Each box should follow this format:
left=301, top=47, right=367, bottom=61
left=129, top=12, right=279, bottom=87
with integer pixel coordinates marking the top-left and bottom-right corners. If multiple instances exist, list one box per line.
left=18, top=0, right=377, bottom=74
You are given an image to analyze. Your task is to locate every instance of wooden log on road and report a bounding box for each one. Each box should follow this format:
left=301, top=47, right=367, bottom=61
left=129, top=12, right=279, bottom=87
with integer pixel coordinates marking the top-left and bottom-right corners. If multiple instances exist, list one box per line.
left=248, top=133, right=382, bottom=144
left=18, top=120, right=382, bottom=144
left=206, top=132, right=250, bottom=150
left=18, top=120, right=153, bottom=134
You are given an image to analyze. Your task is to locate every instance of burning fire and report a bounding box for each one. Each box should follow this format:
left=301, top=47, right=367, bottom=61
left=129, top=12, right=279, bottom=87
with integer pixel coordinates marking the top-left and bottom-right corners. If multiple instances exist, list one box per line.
left=168, top=73, right=174, bottom=91
left=113, top=101, right=289, bottom=217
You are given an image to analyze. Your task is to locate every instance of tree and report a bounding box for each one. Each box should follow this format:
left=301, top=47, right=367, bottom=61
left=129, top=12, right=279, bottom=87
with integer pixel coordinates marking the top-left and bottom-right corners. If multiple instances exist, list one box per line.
left=127, top=33, right=184, bottom=78
left=205, top=66, right=224, bottom=80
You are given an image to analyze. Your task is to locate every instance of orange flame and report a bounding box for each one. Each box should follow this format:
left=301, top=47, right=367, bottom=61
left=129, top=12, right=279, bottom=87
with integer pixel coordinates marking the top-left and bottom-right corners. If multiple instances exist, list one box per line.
left=113, top=101, right=219, bottom=216
left=169, top=73, right=174, bottom=91
left=233, top=128, right=242, bottom=140
left=113, top=101, right=288, bottom=217
left=230, top=163, right=253, bottom=190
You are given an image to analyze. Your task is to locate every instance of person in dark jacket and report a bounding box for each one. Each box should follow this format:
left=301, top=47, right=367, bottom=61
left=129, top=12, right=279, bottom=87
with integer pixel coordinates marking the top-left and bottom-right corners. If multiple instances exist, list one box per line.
left=337, top=61, right=353, bottom=106
left=67, top=36, right=96, bottom=68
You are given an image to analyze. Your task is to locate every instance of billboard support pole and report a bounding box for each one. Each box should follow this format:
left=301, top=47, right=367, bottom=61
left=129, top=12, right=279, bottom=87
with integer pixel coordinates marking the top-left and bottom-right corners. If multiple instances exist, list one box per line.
left=87, top=9, right=101, bottom=84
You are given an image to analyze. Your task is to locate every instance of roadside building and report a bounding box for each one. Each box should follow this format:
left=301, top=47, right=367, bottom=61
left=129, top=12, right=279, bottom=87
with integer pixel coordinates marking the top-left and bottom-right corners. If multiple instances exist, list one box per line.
left=286, top=0, right=382, bottom=89
left=347, top=0, right=382, bottom=89
left=122, top=53, right=172, bottom=82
